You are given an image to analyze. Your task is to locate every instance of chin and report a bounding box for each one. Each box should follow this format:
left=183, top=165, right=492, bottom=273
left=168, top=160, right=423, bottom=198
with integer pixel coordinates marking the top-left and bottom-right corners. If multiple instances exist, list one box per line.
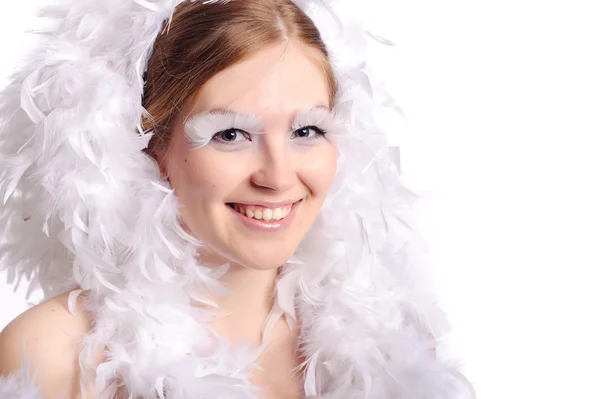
left=229, top=246, right=297, bottom=271
left=194, top=237, right=300, bottom=271
left=238, top=254, right=293, bottom=271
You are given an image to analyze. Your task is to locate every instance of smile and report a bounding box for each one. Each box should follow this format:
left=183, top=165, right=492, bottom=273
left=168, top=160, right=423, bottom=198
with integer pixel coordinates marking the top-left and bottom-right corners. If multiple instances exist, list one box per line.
left=228, top=203, right=293, bottom=221
left=226, top=200, right=302, bottom=232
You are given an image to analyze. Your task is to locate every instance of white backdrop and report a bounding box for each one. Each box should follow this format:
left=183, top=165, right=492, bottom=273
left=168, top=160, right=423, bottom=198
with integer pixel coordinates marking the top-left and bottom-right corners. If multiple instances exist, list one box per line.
left=1, top=1, right=599, bottom=398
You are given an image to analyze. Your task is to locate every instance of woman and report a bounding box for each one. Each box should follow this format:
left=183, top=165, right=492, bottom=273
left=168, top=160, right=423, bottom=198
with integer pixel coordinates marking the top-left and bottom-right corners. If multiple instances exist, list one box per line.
left=0, top=0, right=475, bottom=398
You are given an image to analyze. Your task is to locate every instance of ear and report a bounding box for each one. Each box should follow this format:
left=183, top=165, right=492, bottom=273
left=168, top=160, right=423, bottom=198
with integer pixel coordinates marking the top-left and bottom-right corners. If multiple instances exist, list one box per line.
left=152, top=147, right=170, bottom=181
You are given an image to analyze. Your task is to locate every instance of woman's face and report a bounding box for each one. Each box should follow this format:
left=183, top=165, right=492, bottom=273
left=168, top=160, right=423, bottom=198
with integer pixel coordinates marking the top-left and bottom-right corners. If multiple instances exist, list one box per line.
left=161, top=42, right=337, bottom=270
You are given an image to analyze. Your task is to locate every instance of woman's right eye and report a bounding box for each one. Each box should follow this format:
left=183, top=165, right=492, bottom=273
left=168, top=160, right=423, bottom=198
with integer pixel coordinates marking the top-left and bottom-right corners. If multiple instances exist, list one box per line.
left=212, top=128, right=252, bottom=143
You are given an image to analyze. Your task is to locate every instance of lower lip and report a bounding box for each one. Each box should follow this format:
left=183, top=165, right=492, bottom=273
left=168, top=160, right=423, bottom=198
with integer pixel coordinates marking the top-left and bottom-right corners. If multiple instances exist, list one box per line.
left=227, top=201, right=301, bottom=232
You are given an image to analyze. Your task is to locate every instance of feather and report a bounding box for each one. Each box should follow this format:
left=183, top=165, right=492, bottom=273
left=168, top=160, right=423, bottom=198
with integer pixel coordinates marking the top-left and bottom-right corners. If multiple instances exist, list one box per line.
left=0, top=0, right=474, bottom=398
left=0, top=352, right=43, bottom=399
left=67, top=288, right=83, bottom=315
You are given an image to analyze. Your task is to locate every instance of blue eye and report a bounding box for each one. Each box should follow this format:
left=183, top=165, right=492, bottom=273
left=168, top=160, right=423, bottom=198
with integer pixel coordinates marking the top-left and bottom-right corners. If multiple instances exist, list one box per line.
left=212, top=128, right=252, bottom=144
left=292, top=126, right=327, bottom=140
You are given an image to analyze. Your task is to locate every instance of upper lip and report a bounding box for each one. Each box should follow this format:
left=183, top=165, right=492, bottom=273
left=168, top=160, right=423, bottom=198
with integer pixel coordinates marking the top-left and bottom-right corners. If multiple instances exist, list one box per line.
left=228, top=199, right=302, bottom=208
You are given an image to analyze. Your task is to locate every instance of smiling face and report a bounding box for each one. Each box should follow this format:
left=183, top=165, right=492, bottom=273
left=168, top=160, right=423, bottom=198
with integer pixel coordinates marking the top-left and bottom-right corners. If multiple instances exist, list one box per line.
left=160, top=41, right=337, bottom=270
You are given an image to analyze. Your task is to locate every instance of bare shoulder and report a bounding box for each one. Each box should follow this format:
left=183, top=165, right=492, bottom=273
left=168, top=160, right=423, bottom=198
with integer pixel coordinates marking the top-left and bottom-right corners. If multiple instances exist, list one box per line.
left=0, top=290, right=93, bottom=399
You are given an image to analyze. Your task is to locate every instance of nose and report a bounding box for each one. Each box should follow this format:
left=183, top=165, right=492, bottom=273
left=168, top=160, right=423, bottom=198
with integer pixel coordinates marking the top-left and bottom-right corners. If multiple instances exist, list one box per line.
left=250, top=135, right=296, bottom=193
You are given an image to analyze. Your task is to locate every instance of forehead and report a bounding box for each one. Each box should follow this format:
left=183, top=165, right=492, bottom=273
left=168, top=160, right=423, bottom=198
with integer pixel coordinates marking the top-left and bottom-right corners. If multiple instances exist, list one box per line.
left=189, top=42, right=330, bottom=121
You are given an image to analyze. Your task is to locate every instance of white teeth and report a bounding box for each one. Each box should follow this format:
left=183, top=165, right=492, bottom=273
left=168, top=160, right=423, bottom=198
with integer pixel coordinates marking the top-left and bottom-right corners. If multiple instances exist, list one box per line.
left=263, top=208, right=273, bottom=222
left=231, top=203, right=295, bottom=222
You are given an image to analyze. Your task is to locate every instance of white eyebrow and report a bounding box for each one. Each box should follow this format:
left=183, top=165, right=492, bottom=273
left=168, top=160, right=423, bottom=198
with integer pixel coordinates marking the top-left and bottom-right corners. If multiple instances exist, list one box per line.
left=293, top=106, right=333, bottom=129
left=293, top=106, right=346, bottom=136
left=183, top=109, right=264, bottom=149
left=183, top=105, right=344, bottom=149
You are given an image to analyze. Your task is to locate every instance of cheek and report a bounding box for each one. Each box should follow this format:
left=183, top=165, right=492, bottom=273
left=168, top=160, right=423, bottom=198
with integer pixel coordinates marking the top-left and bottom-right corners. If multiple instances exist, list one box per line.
left=299, top=144, right=337, bottom=194
left=169, top=151, right=247, bottom=242
left=170, top=150, right=246, bottom=205
left=175, top=159, right=218, bottom=201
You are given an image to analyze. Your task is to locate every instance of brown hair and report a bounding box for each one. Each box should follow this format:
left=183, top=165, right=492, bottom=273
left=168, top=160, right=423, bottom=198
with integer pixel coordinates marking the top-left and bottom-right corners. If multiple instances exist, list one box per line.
left=142, top=0, right=338, bottom=157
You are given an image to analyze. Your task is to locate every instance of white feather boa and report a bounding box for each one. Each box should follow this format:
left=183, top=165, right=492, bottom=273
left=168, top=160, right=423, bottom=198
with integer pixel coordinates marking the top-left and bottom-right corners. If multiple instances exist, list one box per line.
left=0, top=0, right=476, bottom=398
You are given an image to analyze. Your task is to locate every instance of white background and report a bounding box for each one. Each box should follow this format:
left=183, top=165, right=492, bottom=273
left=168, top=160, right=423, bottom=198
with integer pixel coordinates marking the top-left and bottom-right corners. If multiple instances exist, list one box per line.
left=1, top=1, right=599, bottom=398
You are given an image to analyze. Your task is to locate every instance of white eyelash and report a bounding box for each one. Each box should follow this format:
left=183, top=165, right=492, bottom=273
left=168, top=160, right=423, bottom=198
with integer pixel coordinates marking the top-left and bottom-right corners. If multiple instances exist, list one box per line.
left=183, top=112, right=264, bottom=149
left=292, top=107, right=347, bottom=136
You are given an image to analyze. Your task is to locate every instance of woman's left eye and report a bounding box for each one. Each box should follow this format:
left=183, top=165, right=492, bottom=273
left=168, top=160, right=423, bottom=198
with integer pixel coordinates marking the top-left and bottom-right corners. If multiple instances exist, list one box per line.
left=292, top=126, right=327, bottom=139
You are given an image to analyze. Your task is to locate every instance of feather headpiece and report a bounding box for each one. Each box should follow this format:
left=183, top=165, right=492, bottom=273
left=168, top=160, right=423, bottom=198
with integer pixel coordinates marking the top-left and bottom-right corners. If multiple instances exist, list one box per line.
left=0, top=0, right=475, bottom=397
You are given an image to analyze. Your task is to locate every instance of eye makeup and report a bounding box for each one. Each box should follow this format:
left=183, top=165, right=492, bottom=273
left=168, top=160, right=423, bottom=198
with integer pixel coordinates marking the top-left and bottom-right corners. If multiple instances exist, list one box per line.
left=183, top=106, right=347, bottom=149
left=184, top=109, right=264, bottom=149
left=292, top=106, right=346, bottom=138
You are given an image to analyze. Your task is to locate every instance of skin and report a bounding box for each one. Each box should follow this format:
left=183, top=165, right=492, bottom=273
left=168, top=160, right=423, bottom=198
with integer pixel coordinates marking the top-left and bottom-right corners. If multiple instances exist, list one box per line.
left=160, top=40, right=337, bottom=273
left=0, top=40, right=338, bottom=399
left=158, top=40, right=338, bottom=398
left=0, top=39, right=439, bottom=399
left=0, top=292, right=97, bottom=399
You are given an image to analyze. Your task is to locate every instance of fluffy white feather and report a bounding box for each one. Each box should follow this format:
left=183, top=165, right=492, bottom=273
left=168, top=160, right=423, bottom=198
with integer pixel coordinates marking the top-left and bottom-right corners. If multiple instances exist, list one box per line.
left=0, top=0, right=475, bottom=398
left=0, top=357, right=43, bottom=399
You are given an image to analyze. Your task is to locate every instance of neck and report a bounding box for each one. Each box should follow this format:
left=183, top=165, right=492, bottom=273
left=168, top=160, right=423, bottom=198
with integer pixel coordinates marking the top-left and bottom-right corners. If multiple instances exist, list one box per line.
left=197, top=252, right=281, bottom=346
